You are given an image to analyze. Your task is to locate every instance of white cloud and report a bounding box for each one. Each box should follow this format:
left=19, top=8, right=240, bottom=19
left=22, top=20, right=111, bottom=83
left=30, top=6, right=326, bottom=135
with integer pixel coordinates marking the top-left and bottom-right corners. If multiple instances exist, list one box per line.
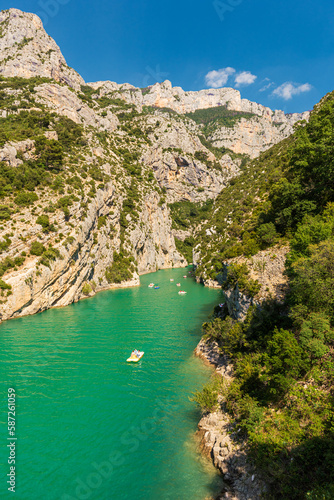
left=205, top=67, right=236, bottom=88
left=234, top=71, right=257, bottom=87
left=272, top=82, right=312, bottom=100
left=259, top=80, right=275, bottom=92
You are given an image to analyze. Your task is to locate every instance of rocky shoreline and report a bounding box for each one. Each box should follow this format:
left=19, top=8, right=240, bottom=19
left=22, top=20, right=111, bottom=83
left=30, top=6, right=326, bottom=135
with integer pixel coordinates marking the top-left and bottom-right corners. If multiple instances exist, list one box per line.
left=194, top=338, right=268, bottom=500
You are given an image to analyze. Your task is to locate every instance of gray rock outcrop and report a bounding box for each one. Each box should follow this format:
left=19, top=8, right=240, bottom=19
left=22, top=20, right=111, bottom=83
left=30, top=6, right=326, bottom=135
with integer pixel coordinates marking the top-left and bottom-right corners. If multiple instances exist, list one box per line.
left=0, top=8, right=84, bottom=89
left=85, top=79, right=309, bottom=159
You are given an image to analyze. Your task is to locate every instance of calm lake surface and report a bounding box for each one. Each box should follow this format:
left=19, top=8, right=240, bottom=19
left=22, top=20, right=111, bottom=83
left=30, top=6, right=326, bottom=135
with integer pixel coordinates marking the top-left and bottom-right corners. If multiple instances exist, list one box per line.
left=0, top=268, right=224, bottom=499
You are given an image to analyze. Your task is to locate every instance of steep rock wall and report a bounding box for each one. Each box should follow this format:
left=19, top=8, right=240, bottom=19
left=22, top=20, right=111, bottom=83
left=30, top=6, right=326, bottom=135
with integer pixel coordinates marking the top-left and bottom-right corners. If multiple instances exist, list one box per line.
left=0, top=9, right=84, bottom=89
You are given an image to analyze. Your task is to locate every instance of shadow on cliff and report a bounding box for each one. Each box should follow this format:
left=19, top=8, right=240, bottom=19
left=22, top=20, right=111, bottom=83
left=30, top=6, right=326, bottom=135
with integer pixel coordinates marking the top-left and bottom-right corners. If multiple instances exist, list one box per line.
left=249, top=434, right=334, bottom=499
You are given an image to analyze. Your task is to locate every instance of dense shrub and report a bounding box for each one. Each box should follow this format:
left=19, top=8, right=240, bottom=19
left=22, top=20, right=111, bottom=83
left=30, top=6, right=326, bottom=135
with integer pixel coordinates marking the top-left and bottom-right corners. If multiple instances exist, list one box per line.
left=185, top=106, right=255, bottom=131
left=169, top=200, right=213, bottom=230
left=0, top=279, right=11, bottom=290
left=267, top=91, right=334, bottom=234
left=34, top=136, right=63, bottom=170
left=197, top=224, right=334, bottom=497
left=30, top=241, right=46, bottom=256
left=36, top=215, right=55, bottom=233
left=190, top=376, right=223, bottom=413
left=256, top=222, right=277, bottom=246
left=222, top=263, right=261, bottom=298
left=97, top=215, right=107, bottom=229
left=57, top=196, right=74, bottom=217
left=38, top=247, right=60, bottom=267
left=14, top=192, right=38, bottom=206
left=0, top=236, right=11, bottom=253
left=105, top=251, right=135, bottom=284
left=82, top=283, right=92, bottom=295
left=0, top=205, right=11, bottom=220
left=174, top=236, right=194, bottom=263
left=289, top=239, right=334, bottom=321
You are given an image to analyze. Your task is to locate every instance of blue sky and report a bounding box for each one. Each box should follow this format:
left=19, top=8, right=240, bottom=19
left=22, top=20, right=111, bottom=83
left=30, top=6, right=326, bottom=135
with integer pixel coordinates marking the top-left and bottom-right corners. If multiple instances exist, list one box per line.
left=2, top=0, right=334, bottom=112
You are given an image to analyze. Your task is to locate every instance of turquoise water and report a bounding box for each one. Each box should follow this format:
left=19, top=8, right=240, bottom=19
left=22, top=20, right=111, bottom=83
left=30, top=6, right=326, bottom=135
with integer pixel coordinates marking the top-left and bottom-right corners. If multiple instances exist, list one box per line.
left=0, top=268, right=223, bottom=500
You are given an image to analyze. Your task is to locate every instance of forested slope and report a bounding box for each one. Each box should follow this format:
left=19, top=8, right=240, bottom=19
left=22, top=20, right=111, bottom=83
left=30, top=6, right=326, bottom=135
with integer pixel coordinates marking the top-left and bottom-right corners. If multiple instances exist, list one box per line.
left=194, top=91, right=334, bottom=499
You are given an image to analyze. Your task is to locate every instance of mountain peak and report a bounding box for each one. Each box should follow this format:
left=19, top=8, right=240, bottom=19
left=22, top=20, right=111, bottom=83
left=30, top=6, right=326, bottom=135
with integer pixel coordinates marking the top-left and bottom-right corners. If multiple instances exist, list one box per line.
left=0, top=8, right=84, bottom=89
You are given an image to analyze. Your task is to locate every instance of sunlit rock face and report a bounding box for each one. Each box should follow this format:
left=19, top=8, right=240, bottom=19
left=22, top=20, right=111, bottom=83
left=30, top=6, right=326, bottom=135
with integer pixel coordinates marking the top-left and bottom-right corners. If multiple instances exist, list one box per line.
left=0, top=8, right=84, bottom=90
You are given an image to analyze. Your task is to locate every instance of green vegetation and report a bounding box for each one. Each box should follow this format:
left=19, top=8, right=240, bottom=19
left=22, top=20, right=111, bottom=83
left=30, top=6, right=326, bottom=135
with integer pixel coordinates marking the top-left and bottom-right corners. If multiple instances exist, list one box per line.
left=14, top=192, right=38, bottom=206
left=194, top=95, right=334, bottom=278
left=38, top=246, right=61, bottom=268
left=79, top=85, right=97, bottom=106
left=0, top=109, right=84, bottom=208
left=186, top=106, right=255, bottom=133
left=0, top=204, right=11, bottom=219
left=168, top=200, right=213, bottom=262
left=0, top=277, right=12, bottom=290
left=57, top=196, right=76, bottom=218
left=82, top=282, right=92, bottom=295
left=30, top=241, right=46, bottom=256
left=169, top=200, right=213, bottom=230
left=0, top=235, right=11, bottom=254
left=194, top=91, right=334, bottom=498
left=222, top=263, right=261, bottom=298
left=120, top=181, right=140, bottom=229
left=36, top=215, right=55, bottom=233
left=0, top=109, right=83, bottom=149
left=34, top=136, right=63, bottom=170
left=79, top=85, right=132, bottom=110
left=174, top=236, right=195, bottom=263
left=0, top=75, right=52, bottom=94
left=264, top=94, right=334, bottom=234
left=97, top=215, right=107, bottom=229
left=105, top=250, right=136, bottom=284
left=16, top=36, right=33, bottom=50
left=191, top=376, right=224, bottom=413
left=0, top=109, right=51, bottom=146
left=140, top=87, right=151, bottom=96
left=194, top=151, right=222, bottom=171
left=198, top=134, right=250, bottom=167
left=195, top=135, right=294, bottom=278
left=0, top=254, right=25, bottom=277
left=96, top=96, right=131, bottom=109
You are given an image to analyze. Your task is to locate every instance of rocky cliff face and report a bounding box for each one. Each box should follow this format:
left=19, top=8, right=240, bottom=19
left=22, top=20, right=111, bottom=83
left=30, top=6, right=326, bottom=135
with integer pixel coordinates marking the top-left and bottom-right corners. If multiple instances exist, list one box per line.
left=197, top=245, right=289, bottom=322
left=0, top=174, right=186, bottom=322
left=0, top=8, right=305, bottom=323
left=0, top=9, right=84, bottom=89
left=194, top=339, right=268, bottom=499
left=88, top=79, right=310, bottom=158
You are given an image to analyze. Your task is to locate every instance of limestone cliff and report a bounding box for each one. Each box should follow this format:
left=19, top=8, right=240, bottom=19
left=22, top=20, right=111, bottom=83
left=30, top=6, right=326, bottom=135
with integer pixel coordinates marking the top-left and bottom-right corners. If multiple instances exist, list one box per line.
left=88, top=79, right=310, bottom=158
left=0, top=9, right=84, bottom=90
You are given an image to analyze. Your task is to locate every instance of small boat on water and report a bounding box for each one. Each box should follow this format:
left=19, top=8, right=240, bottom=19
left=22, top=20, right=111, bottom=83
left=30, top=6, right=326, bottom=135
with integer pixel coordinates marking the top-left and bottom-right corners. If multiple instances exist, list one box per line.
left=154, top=286, right=160, bottom=289
left=127, top=350, right=144, bottom=363
left=183, top=275, right=187, bottom=278
left=148, top=283, right=155, bottom=288
left=176, top=283, right=181, bottom=286
left=170, top=278, right=174, bottom=282
left=178, top=290, right=187, bottom=295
